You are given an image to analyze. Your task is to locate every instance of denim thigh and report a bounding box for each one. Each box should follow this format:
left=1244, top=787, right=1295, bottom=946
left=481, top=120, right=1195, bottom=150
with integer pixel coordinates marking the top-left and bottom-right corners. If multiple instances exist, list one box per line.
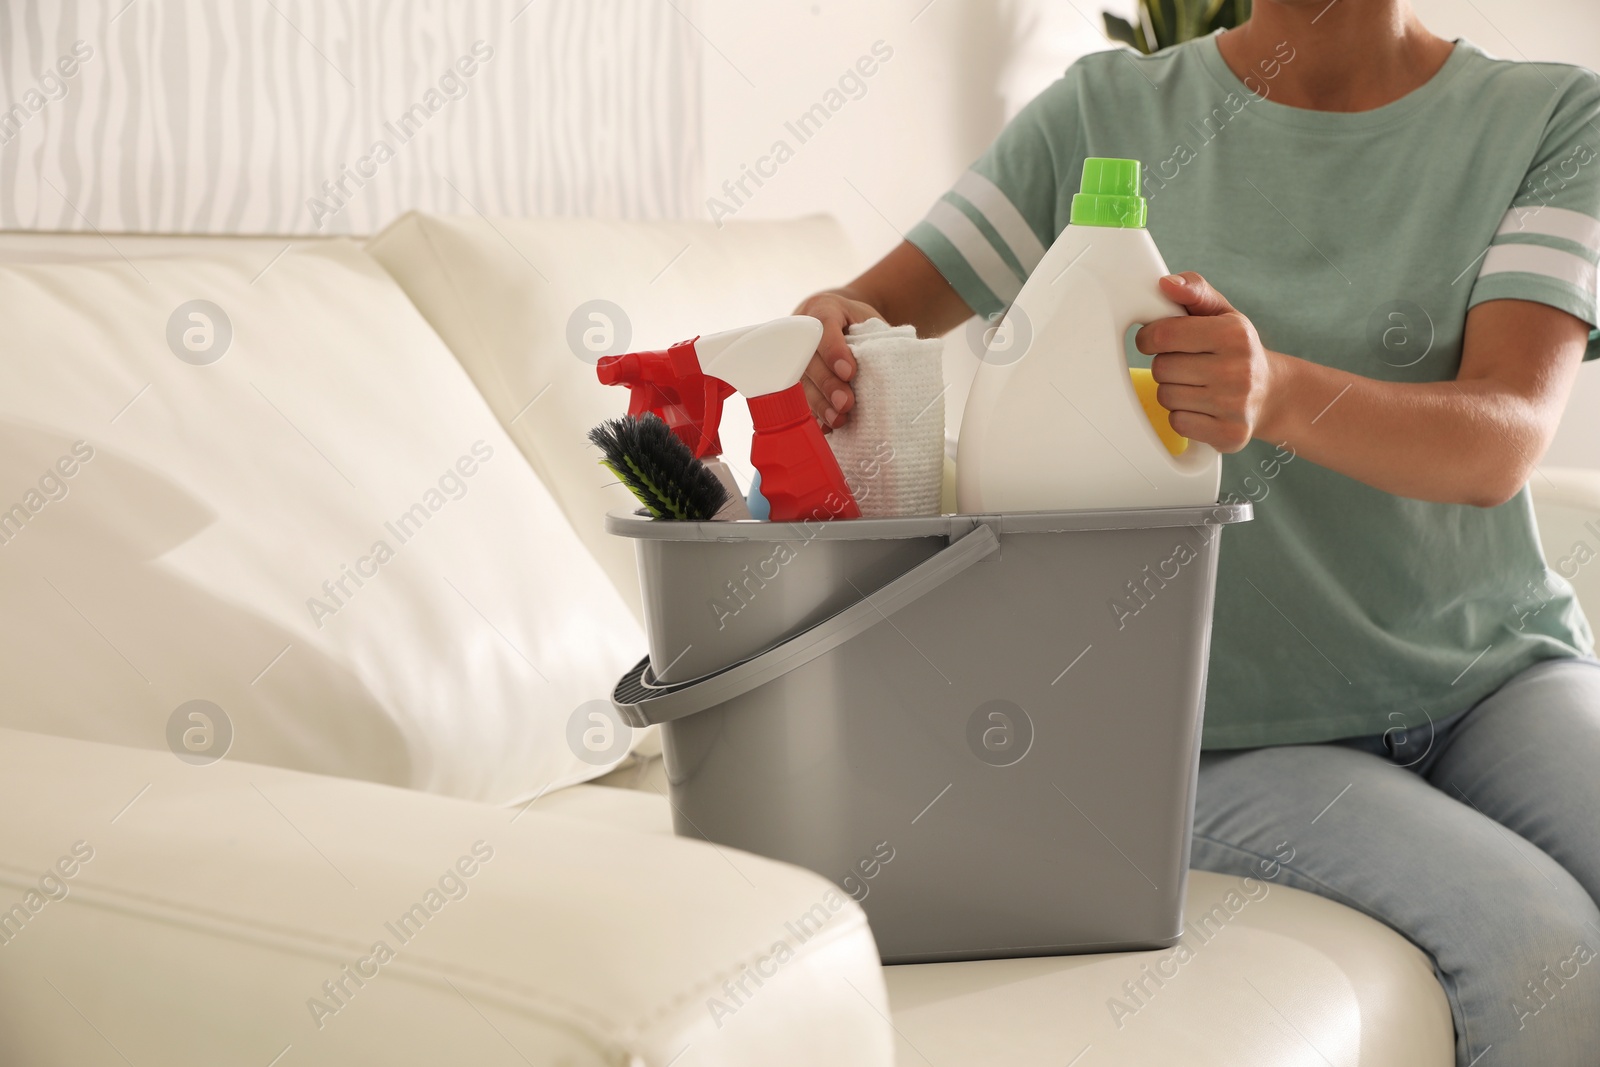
left=1192, top=706, right=1600, bottom=1067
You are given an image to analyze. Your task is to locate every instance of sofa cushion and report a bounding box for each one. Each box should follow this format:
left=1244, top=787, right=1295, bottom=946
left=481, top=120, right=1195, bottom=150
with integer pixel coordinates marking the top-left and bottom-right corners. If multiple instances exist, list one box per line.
left=569, top=759, right=1455, bottom=1066
left=0, top=726, right=893, bottom=1067
left=883, top=867, right=1453, bottom=1066
left=366, top=212, right=863, bottom=616
left=0, top=240, right=643, bottom=802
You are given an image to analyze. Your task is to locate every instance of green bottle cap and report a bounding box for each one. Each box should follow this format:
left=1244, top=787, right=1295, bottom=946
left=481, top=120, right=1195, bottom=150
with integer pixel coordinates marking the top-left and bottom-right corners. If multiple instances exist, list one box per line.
left=1070, top=157, right=1147, bottom=228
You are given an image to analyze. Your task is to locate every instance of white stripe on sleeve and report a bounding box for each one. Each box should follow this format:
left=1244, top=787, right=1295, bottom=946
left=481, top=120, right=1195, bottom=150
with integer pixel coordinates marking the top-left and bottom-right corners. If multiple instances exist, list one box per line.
left=924, top=199, right=1024, bottom=304
left=952, top=170, right=1049, bottom=273
left=1495, top=206, right=1600, bottom=255
left=1479, top=243, right=1599, bottom=299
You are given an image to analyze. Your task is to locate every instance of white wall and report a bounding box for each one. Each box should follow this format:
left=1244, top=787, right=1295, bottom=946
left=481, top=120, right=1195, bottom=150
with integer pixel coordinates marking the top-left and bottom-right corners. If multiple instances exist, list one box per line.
left=697, top=0, right=1115, bottom=271
left=1414, top=0, right=1600, bottom=68
left=701, top=0, right=1599, bottom=468
left=0, top=0, right=704, bottom=234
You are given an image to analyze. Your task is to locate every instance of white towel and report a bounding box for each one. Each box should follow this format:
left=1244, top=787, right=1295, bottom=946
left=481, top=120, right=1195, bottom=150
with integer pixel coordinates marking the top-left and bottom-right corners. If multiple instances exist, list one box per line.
left=829, top=318, right=946, bottom=518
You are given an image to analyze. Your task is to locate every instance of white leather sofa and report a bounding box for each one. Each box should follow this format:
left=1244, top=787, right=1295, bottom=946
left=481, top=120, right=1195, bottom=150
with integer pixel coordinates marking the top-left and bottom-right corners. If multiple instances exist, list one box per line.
left=1, top=219, right=1592, bottom=1065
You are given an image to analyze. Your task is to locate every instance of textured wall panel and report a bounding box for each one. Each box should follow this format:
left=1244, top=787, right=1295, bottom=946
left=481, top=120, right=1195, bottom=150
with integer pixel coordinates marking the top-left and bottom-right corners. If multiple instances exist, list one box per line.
left=0, top=0, right=704, bottom=234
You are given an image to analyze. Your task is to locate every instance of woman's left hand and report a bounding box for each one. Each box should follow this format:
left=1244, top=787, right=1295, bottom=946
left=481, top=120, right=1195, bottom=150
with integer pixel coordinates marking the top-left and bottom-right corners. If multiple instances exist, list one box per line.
left=1134, top=272, right=1277, bottom=454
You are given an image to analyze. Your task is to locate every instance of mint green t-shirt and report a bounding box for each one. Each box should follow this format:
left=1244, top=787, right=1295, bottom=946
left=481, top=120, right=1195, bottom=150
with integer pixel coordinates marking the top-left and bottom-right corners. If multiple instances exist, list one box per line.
left=909, top=34, right=1600, bottom=749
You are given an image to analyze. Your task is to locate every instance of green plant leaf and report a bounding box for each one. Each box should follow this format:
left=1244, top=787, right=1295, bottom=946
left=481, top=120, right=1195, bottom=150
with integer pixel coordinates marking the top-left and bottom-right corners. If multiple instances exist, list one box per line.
left=1149, top=0, right=1172, bottom=48
left=1119, top=0, right=1249, bottom=51
left=1174, top=0, right=1194, bottom=43
left=1103, top=12, right=1141, bottom=47
left=1208, top=0, right=1249, bottom=32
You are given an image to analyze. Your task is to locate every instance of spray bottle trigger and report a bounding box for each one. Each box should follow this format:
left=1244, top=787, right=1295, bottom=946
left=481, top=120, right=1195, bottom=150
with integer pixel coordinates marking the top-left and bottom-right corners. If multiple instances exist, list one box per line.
left=691, top=374, right=736, bottom=459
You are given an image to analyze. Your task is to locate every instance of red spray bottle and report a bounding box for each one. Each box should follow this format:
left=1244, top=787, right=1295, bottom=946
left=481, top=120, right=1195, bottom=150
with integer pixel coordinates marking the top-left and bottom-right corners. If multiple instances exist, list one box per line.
left=596, top=316, right=860, bottom=522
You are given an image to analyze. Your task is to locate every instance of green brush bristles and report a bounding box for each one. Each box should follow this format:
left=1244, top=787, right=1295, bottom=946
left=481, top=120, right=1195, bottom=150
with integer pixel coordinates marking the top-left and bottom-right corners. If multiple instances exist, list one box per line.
left=588, top=413, right=731, bottom=521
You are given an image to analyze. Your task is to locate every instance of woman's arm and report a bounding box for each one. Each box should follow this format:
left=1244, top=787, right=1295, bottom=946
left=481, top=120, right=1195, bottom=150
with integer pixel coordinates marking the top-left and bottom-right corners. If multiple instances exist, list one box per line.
left=1136, top=273, right=1592, bottom=508
left=795, top=242, right=973, bottom=428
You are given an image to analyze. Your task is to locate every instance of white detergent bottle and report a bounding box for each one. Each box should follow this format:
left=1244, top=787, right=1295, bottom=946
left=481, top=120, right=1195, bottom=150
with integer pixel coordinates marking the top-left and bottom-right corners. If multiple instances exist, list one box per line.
left=957, top=157, right=1222, bottom=513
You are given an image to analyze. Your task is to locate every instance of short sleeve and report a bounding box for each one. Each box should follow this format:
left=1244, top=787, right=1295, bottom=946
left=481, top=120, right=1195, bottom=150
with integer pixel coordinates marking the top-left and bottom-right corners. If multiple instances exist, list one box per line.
left=1469, top=66, right=1600, bottom=360
left=906, top=71, right=1081, bottom=321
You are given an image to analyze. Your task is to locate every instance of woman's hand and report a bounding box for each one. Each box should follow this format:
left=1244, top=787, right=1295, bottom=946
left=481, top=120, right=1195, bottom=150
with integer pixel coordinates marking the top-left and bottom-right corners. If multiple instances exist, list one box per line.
left=1134, top=272, right=1278, bottom=453
left=1136, top=273, right=1589, bottom=507
left=793, top=290, right=884, bottom=430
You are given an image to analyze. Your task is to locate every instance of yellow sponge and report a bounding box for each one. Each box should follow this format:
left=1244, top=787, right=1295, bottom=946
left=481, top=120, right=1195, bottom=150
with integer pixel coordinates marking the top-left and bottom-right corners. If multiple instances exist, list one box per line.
left=1129, top=368, right=1189, bottom=457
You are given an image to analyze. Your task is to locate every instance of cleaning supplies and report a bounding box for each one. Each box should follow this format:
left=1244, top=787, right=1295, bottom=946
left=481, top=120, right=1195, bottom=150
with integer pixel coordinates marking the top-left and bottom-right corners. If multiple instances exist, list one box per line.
left=588, top=413, right=730, bottom=520
left=827, top=318, right=946, bottom=517
left=596, top=339, right=733, bottom=457
left=597, top=317, right=861, bottom=523
left=957, top=158, right=1221, bottom=512
left=700, top=460, right=753, bottom=519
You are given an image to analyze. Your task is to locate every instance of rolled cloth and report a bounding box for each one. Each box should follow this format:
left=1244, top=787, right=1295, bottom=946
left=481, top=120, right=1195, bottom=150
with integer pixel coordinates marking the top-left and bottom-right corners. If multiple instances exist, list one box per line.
left=827, top=318, right=946, bottom=518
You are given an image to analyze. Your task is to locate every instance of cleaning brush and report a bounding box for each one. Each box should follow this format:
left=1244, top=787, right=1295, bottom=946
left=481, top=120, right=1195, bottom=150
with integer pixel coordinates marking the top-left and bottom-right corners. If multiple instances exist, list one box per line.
left=588, top=413, right=731, bottom=521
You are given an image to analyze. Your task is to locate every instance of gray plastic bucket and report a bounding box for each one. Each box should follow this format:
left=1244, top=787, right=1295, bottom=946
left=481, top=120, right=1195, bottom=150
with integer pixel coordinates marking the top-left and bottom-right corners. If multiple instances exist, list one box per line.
left=609, top=502, right=1250, bottom=964
left=631, top=513, right=955, bottom=684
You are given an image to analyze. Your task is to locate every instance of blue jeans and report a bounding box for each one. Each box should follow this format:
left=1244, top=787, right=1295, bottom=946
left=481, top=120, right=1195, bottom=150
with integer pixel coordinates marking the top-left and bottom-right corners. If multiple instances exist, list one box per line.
left=1193, top=658, right=1600, bottom=1067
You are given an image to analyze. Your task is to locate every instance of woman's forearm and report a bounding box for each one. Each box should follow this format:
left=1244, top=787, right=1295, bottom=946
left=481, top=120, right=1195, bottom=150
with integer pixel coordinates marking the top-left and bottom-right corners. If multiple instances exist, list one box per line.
left=1256, top=352, right=1553, bottom=507
left=1253, top=299, right=1589, bottom=508
left=831, top=242, right=973, bottom=339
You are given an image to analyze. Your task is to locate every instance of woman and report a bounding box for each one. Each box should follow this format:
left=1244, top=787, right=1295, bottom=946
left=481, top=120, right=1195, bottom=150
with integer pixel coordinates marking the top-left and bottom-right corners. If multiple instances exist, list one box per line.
left=796, top=1, right=1600, bottom=1062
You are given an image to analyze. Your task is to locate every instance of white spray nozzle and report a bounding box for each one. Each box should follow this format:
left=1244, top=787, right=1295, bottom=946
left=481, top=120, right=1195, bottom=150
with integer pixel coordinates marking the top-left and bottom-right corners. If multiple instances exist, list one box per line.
left=695, top=316, right=823, bottom=399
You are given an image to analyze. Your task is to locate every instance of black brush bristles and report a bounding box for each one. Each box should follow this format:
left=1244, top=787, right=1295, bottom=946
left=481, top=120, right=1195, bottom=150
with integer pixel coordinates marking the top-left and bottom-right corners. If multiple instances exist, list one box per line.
left=588, top=413, right=730, bottom=521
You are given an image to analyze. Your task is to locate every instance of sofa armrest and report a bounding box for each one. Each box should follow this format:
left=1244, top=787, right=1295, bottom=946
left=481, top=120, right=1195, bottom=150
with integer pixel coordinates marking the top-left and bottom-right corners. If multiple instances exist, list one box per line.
left=1532, top=466, right=1600, bottom=621
left=0, top=728, right=892, bottom=1067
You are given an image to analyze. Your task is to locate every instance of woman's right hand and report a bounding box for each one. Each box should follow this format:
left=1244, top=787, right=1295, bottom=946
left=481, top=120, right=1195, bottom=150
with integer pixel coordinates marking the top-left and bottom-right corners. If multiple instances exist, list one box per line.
left=794, top=290, right=883, bottom=430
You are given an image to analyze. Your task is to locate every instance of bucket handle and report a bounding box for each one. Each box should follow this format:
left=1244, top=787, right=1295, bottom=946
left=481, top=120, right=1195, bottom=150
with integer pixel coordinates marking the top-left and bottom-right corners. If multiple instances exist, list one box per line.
left=613, top=523, right=1001, bottom=726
